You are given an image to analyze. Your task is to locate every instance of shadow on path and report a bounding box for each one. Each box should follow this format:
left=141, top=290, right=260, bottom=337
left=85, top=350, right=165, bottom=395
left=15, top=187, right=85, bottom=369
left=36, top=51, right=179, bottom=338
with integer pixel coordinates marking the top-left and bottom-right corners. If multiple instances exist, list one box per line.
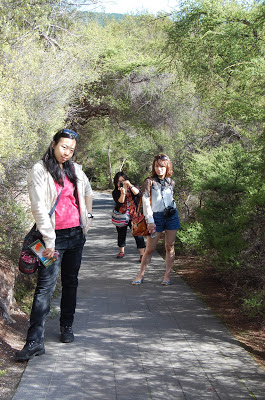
left=13, top=192, right=265, bottom=400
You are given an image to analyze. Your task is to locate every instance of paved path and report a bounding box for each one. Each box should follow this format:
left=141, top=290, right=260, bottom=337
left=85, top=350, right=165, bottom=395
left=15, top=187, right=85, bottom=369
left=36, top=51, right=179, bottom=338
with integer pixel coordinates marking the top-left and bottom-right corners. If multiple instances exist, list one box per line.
left=13, top=192, right=265, bottom=400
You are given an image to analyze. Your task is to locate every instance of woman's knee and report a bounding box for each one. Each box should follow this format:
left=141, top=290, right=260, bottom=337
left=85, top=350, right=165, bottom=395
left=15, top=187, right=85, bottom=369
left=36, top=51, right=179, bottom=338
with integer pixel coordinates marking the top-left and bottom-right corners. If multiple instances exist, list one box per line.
left=34, top=281, right=57, bottom=299
left=61, top=274, right=78, bottom=288
left=36, top=272, right=58, bottom=294
left=145, top=247, right=155, bottom=256
left=165, top=243, right=175, bottom=253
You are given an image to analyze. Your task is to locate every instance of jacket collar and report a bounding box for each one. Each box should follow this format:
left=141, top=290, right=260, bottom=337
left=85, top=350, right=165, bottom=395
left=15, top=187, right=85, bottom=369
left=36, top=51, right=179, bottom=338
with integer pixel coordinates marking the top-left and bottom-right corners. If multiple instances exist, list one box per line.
left=153, top=176, right=171, bottom=185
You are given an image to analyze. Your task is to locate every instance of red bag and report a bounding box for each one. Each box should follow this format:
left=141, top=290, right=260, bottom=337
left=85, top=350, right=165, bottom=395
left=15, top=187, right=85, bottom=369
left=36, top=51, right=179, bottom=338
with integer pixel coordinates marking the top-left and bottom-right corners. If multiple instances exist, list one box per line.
left=18, top=224, right=42, bottom=274
left=131, top=180, right=152, bottom=236
left=131, top=211, right=149, bottom=236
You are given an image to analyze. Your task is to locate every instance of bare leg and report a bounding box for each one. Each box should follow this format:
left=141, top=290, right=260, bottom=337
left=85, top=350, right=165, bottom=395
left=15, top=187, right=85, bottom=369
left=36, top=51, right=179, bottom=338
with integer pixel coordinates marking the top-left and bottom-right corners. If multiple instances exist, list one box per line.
left=139, top=248, right=145, bottom=256
left=163, top=230, right=177, bottom=282
left=119, top=246, right=125, bottom=254
left=133, top=232, right=162, bottom=281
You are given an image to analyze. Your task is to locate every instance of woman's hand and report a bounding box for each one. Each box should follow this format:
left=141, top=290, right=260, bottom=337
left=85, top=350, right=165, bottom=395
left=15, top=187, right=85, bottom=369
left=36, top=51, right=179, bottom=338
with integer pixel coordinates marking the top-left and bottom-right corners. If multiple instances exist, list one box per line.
left=123, top=180, right=131, bottom=189
left=124, top=180, right=139, bottom=195
left=42, top=248, right=55, bottom=259
left=118, top=186, right=126, bottom=195
left=118, top=186, right=126, bottom=203
left=147, top=223, right=156, bottom=233
left=86, top=218, right=92, bottom=232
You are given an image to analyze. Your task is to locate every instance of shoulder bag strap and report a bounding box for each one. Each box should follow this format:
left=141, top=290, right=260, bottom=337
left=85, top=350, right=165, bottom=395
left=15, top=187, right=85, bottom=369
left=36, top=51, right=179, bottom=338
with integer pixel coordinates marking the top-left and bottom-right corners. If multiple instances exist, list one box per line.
left=48, top=172, right=65, bottom=217
left=48, top=187, right=63, bottom=217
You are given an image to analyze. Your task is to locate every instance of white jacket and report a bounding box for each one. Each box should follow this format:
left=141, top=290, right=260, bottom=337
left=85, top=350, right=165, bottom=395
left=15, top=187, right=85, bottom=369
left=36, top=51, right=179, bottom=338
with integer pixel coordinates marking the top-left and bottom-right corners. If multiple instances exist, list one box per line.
left=27, top=160, right=93, bottom=248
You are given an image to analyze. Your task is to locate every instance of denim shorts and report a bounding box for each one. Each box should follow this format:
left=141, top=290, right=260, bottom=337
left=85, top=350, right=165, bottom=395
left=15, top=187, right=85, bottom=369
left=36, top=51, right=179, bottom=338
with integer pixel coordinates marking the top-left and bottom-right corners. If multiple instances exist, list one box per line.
left=153, top=211, right=181, bottom=232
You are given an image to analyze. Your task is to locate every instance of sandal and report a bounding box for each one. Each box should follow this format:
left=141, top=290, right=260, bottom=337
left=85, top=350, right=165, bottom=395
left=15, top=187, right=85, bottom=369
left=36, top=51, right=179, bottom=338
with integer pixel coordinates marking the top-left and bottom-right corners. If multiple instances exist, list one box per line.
left=161, top=280, right=172, bottom=285
left=131, top=278, right=144, bottom=285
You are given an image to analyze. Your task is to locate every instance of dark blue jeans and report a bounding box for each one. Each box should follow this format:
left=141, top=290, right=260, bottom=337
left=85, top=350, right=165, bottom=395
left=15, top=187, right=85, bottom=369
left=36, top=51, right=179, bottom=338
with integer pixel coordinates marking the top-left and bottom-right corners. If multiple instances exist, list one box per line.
left=27, top=227, right=86, bottom=342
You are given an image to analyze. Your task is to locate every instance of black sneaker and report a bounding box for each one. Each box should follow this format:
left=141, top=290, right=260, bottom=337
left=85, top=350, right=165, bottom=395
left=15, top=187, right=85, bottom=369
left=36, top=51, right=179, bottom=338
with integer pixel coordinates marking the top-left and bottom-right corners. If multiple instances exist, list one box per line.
left=60, top=326, right=74, bottom=343
left=15, top=340, right=45, bottom=361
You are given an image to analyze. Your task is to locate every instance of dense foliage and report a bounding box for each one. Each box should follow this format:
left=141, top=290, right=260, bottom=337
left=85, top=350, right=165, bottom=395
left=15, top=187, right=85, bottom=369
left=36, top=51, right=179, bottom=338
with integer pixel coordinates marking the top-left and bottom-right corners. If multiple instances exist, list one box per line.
left=165, top=0, right=265, bottom=317
left=0, top=0, right=264, bottom=318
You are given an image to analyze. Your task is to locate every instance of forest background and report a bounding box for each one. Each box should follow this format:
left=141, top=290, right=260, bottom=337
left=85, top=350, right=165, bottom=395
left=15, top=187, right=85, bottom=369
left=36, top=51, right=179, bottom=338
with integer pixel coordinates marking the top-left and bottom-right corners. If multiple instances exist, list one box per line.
left=0, top=0, right=264, bottom=337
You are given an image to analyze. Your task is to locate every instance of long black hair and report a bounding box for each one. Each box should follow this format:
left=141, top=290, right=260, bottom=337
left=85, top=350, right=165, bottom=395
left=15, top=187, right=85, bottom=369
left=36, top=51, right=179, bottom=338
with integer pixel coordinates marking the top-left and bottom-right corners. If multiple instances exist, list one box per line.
left=113, top=171, right=129, bottom=189
left=42, top=129, right=78, bottom=186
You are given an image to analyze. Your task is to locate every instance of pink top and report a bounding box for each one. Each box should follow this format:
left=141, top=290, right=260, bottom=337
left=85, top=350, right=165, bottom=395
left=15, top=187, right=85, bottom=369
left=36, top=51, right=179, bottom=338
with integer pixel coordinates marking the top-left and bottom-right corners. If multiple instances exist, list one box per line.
left=54, top=175, right=80, bottom=230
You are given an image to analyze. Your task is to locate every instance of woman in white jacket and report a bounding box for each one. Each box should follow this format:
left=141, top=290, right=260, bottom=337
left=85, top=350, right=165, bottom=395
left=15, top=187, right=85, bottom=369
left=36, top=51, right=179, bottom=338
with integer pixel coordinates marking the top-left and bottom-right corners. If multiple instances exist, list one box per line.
left=16, top=129, right=93, bottom=361
left=132, top=154, right=180, bottom=285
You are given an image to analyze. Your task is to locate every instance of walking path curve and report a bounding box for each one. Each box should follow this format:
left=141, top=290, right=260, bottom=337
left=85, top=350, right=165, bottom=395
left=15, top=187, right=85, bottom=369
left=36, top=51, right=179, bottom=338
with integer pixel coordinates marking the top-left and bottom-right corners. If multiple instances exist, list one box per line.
left=13, top=191, right=265, bottom=400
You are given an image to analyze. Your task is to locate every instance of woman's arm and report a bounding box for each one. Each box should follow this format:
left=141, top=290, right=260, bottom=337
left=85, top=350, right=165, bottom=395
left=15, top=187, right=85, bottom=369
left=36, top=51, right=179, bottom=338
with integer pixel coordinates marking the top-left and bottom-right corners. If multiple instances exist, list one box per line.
left=85, top=194, right=93, bottom=231
left=123, top=180, right=139, bottom=196
left=118, top=187, right=126, bottom=203
left=27, top=162, right=56, bottom=250
left=82, top=171, right=93, bottom=214
left=142, top=178, right=154, bottom=224
left=112, top=188, right=126, bottom=208
left=80, top=170, right=93, bottom=231
left=85, top=194, right=93, bottom=215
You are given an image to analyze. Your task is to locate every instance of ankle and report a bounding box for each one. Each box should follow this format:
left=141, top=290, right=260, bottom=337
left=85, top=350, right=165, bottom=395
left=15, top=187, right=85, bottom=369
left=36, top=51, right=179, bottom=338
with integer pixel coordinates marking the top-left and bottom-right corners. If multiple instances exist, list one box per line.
left=60, top=326, right=74, bottom=343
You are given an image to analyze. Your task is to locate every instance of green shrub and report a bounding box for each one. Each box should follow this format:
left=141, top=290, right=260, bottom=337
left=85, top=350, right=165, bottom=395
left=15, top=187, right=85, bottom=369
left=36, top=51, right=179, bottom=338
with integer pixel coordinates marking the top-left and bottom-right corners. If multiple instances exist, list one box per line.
left=176, top=222, right=205, bottom=254
left=241, top=290, right=265, bottom=319
left=185, top=143, right=264, bottom=275
left=14, top=275, right=37, bottom=314
left=0, top=194, right=28, bottom=260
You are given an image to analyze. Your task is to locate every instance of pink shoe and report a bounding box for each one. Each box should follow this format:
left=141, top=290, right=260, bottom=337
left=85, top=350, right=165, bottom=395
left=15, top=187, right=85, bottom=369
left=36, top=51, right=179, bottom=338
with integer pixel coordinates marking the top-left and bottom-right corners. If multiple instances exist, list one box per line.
left=117, top=252, right=124, bottom=258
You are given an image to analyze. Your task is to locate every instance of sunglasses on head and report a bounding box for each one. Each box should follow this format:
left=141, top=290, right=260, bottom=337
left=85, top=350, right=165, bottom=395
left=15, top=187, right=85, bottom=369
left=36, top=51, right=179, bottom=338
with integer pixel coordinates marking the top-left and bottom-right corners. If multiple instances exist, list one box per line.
left=155, top=155, right=168, bottom=161
left=62, top=129, right=79, bottom=139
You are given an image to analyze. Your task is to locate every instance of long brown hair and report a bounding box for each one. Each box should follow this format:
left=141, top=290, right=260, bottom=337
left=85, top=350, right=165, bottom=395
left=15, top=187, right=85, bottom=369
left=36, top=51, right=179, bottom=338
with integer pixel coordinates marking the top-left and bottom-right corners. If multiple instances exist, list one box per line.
left=151, top=154, right=173, bottom=178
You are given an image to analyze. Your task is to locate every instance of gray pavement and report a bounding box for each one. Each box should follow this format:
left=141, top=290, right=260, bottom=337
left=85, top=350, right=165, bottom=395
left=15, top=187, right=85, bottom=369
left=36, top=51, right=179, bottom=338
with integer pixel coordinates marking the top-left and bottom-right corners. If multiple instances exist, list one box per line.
left=13, top=191, right=265, bottom=400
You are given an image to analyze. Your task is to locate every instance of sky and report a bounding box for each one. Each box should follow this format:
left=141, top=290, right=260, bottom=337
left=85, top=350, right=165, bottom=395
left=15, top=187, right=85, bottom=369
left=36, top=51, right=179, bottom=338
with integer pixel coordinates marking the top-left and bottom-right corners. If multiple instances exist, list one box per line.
left=88, top=0, right=179, bottom=15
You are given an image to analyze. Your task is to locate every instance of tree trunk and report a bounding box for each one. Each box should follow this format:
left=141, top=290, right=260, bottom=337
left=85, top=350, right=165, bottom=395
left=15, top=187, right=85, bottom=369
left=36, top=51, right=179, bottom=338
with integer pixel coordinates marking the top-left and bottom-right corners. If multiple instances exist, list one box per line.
left=120, top=157, right=126, bottom=171
left=108, top=145, right=113, bottom=189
